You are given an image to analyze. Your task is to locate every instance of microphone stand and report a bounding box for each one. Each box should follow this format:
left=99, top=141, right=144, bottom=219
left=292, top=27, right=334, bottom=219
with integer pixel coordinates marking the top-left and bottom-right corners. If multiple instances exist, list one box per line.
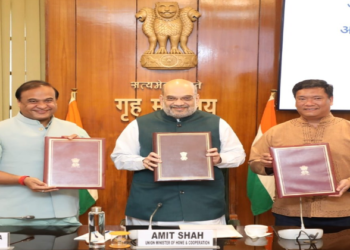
left=127, top=203, right=163, bottom=241
left=299, top=197, right=306, bottom=231
left=277, top=197, right=323, bottom=240
left=10, top=236, right=35, bottom=245
left=148, top=203, right=162, bottom=230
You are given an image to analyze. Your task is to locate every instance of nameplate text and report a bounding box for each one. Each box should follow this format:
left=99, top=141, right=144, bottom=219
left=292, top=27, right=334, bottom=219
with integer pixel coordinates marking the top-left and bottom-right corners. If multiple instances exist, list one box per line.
left=138, top=230, right=213, bottom=247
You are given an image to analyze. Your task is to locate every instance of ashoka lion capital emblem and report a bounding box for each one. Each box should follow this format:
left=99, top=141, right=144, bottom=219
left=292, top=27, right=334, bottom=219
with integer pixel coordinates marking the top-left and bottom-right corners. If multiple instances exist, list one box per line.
left=180, top=152, right=188, bottom=161
left=300, top=165, right=309, bottom=176
left=136, top=2, right=201, bottom=70
left=71, top=158, right=80, bottom=168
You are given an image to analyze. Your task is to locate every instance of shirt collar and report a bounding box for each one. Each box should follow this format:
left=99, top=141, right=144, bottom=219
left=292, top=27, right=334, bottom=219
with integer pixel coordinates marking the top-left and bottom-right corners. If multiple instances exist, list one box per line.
left=160, top=109, right=198, bottom=122
left=16, top=112, right=54, bottom=129
left=298, top=113, right=334, bottom=125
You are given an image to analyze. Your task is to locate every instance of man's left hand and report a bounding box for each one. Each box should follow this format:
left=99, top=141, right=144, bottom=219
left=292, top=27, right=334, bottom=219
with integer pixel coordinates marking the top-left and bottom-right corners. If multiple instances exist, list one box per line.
left=206, top=148, right=222, bottom=165
left=329, top=178, right=350, bottom=197
left=24, top=177, right=58, bottom=193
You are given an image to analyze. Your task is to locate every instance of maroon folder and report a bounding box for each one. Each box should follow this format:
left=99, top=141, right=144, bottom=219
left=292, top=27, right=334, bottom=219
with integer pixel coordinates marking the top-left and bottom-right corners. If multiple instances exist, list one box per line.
left=44, top=137, right=105, bottom=189
left=153, top=132, right=214, bottom=182
left=269, top=143, right=338, bottom=198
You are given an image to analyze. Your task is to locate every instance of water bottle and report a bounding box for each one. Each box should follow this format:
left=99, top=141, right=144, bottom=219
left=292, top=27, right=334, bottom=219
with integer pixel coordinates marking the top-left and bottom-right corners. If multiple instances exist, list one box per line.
left=88, top=206, right=105, bottom=248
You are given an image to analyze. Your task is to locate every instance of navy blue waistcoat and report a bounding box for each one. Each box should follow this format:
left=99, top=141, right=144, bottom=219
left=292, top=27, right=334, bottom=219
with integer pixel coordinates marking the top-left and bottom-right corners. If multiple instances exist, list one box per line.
left=125, top=110, right=226, bottom=221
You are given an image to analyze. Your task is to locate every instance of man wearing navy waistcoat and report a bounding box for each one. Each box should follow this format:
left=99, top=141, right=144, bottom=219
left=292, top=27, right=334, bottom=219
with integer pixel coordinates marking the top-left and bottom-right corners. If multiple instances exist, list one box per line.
left=111, top=79, right=245, bottom=225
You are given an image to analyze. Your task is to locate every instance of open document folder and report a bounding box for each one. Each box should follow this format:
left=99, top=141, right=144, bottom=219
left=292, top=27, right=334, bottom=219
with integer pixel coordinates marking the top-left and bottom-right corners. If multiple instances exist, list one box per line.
left=179, top=225, right=242, bottom=238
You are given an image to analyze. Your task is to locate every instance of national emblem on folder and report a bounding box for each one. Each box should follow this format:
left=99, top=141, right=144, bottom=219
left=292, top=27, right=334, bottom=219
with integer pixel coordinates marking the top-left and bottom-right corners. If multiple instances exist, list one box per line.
left=44, top=137, right=106, bottom=189
left=269, top=143, right=338, bottom=198
left=153, top=132, right=214, bottom=182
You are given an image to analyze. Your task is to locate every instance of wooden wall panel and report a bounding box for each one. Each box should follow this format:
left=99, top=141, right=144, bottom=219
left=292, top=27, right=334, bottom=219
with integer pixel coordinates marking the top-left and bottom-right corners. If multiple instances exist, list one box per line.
left=46, top=0, right=76, bottom=119
left=198, top=0, right=259, bottom=225
left=75, top=0, right=137, bottom=225
left=256, top=0, right=300, bottom=225
left=254, top=0, right=282, bottom=225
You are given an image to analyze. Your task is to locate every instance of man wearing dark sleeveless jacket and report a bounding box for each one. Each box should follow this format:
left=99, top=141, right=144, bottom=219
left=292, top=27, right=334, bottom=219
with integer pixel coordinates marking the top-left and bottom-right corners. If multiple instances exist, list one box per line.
left=111, top=79, right=245, bottom=225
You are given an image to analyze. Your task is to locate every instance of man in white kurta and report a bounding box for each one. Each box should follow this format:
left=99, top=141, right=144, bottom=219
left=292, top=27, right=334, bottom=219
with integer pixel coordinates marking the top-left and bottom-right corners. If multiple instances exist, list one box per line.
left=111, top=79, right=246, bottom=225
left=0, top=80, right=88, bottom=225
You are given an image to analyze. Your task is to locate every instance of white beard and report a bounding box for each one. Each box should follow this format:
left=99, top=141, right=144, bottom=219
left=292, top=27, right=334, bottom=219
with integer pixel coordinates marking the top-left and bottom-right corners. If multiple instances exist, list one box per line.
left=162, top=100, right=198, bottom=119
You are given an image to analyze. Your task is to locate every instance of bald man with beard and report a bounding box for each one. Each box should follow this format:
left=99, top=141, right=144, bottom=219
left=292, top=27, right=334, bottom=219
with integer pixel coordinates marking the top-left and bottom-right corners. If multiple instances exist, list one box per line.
left=111, top=79, right=245, bottom=226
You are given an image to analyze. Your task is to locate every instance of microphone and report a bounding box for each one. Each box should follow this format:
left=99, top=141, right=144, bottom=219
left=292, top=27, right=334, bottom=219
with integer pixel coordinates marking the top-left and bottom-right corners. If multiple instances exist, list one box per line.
left=0, top=215, right=35, bottom=219
left=128, top=203, right=163, bottom=240
left=148, top=203, right=162, bottom=230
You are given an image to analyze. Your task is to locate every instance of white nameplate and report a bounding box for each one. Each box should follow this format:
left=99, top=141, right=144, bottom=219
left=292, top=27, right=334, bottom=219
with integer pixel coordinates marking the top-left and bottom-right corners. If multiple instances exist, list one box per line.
left=138, top=230, right=213, bottom=247
left=0, top=233, right=10, bottom=248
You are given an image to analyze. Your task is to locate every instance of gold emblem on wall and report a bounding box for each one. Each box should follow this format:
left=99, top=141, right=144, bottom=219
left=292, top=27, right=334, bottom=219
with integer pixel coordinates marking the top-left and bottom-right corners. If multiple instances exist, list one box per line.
left=136, top=2, right=201, bottom=70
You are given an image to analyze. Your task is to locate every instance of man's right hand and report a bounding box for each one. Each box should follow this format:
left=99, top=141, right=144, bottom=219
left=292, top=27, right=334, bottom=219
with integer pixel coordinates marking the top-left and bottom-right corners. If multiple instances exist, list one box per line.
left=261, top=153, right=273, bottom=168
left=143, top=152, right=162, bottom=171
left=23, top=177, right=58, bottom=193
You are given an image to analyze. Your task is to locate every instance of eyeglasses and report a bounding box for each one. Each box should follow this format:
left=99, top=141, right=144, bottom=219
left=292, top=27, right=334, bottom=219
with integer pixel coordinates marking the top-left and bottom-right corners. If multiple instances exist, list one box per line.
left=165, top=95, right=194, bottom=102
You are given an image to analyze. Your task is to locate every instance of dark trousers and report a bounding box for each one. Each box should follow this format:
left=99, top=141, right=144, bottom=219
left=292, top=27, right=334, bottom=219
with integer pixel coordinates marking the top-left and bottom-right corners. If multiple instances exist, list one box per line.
left=273, top=213, right=350, bottom=227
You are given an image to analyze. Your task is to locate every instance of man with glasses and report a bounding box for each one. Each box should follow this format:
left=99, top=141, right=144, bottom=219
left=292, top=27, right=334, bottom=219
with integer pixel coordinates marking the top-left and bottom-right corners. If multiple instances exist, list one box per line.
left=0, top=80, right=88, bottom=226
left=111, top=79, right=245, bottom=225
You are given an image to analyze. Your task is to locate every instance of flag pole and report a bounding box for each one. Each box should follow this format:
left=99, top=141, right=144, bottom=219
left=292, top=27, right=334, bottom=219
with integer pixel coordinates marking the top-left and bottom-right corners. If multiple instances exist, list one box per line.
left=70, top=88, right=78, bottom=101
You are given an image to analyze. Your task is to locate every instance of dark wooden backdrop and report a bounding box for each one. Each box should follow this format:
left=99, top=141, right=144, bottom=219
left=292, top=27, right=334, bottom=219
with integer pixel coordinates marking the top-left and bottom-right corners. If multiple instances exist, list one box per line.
left=45, top=0, right=350, bottom=225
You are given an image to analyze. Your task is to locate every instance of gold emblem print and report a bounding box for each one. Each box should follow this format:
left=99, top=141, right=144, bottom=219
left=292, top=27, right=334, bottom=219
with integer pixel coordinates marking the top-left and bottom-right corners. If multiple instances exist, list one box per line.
left=300, top=165, right=309, bottom=176
left=71, top=158, right=80, bottom=168
left=180, top=152, right=188, bottom=161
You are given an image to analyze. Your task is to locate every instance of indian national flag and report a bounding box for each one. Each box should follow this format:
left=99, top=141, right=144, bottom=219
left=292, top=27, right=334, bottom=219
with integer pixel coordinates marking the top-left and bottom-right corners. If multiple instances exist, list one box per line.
left=66, top=91, right=98, bottom=215
left=247, top=92, right=276, bottom=215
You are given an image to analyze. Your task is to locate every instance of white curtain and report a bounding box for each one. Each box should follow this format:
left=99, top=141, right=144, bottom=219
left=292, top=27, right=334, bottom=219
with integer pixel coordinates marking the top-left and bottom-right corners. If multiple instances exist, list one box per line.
left=0, top=0, right=45, bottom=121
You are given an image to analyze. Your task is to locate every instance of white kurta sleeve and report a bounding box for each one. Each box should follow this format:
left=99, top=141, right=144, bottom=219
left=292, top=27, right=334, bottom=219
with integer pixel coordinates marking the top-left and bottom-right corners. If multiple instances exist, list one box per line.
left=216, top=118, right=246, bottom=169
left=110, top=120, right=145, bottom=171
